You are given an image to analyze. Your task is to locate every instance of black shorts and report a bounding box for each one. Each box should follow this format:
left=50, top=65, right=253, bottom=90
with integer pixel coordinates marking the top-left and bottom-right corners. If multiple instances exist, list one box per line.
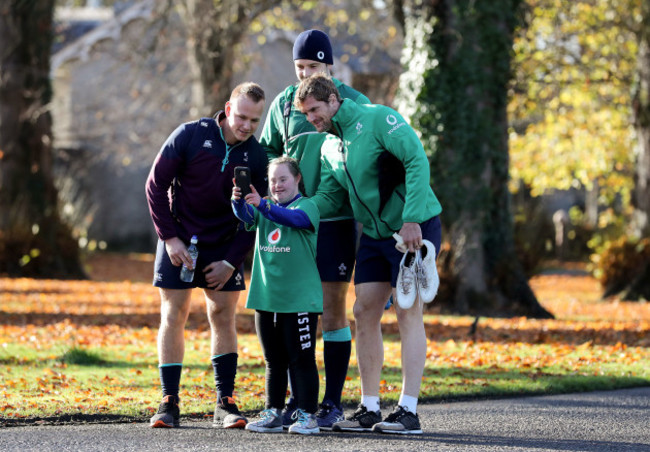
left=316, top=219, right=356, bottom=283
left=354, top=216, right=442, bottom=287
left=152, top=239, right=246, bottom=291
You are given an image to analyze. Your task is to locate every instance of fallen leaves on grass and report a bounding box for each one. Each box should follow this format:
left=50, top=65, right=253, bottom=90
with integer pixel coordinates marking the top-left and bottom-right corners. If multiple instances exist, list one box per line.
left=1, top=255, right=649, bottom=420
left=1, top=265, right=649, bottom=351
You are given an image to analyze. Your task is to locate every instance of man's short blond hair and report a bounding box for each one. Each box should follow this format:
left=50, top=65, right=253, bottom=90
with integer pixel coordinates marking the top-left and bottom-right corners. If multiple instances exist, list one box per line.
left=231, top=82, right=265, bottom=103
left=294, top=74, right=341, bottom=107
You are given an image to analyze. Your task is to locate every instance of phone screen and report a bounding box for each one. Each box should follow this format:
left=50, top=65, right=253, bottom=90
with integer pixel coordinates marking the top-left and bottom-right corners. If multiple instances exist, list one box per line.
left=234, top=166, right=252, bottom=197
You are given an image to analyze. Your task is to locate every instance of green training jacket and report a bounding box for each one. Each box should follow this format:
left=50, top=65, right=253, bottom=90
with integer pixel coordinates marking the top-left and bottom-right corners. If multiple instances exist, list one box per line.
left=259, top=78, right=370, bottom=221
left=312, top=100, right=443, bottom=240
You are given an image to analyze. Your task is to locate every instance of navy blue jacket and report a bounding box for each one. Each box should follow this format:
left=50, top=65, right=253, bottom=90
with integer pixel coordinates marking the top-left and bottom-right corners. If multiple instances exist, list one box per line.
left=145, top=113, right=268, bottom=267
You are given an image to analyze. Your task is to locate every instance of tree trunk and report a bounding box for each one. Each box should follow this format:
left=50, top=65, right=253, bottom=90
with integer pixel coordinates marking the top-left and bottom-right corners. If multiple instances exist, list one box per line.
left=621, top=0, right=650, bottom=301
left=0, top=1, right=84, bottom=278
left=632, top=0, right=650, bottom=239
left=394, top=0, right=552, bottom=318
left=174, top=0, right=281, bottom=116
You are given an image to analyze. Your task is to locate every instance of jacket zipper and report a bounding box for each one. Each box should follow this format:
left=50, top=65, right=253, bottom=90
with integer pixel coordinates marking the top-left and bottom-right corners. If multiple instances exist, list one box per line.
left=335, top=122, right=382, bottom=238
left=218, top=125, right=243, bottom=172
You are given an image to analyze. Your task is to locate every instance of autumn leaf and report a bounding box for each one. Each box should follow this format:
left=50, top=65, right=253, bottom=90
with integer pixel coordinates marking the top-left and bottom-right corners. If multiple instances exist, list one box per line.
left=0, top=254, right=649, bottom=421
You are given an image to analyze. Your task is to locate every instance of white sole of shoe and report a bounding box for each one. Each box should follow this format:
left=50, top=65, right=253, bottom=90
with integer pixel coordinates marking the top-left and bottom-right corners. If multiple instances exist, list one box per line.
left=373, top=427, right=423, bottom=435
left=417, top=239, right=439, bottom=303
left=288, top=428, right=319, bottom=435
left=245, top=426, right=283, bottom=433
left=332, top=425, right=373, bottom=432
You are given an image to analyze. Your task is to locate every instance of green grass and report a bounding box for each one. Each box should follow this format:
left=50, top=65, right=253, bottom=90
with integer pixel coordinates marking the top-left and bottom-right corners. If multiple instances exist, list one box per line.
left=1, top=331, right=649, bottom=422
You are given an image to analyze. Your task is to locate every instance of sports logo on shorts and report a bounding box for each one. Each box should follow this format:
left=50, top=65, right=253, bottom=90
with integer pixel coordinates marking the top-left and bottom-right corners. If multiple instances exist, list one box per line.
left=268, top=228, right=281, bottom=244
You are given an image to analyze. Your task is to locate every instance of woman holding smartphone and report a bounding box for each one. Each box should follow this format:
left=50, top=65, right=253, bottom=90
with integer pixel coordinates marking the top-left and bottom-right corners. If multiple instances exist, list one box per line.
left=231, top=156, right=322, bottom=435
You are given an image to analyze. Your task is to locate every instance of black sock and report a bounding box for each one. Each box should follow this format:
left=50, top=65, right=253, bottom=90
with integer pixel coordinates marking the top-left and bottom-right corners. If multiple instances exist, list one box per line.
left=211, top=353, right=238, bottom=401
left=159, top=364, right=182, bottom=400
left=323, top=339, right=351, bottom=408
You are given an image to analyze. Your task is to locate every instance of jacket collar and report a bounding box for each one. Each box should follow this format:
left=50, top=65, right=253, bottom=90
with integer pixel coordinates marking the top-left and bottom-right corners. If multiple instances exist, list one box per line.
left=214, top=110, right=253, bottom=146
left=215, top=110, right=226, bottom=127
left=331, top=99, right=359, bottom=132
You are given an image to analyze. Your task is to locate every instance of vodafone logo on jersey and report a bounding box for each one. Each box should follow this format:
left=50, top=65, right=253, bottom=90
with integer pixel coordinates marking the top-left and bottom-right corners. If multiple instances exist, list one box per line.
left=386, top=113, right=406, bottom=135
left=268, top=228, right=281, bottom=244
left=260, top=228, right=291, bottom=253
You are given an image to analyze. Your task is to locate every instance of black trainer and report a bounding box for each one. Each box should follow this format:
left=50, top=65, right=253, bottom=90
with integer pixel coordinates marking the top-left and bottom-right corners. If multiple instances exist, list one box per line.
left=316, top=400, right=344, bottom=430
left=281, top=398, right=297, bottom=429
left=331, top=404, right=382, bottom=432
left=149, top=395, right=180, bottom=428
left=213, top=396, right=248, bottom=428
left=371, top=405, right=422, bottom=435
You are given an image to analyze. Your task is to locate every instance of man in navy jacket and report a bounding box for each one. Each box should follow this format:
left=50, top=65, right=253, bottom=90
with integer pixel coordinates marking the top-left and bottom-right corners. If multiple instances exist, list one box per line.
left=145, top=82, right=268, bottom=429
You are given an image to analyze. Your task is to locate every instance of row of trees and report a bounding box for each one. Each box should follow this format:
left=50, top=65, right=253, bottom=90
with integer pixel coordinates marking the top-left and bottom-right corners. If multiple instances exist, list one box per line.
left=1, top=0, right=648, bottom=312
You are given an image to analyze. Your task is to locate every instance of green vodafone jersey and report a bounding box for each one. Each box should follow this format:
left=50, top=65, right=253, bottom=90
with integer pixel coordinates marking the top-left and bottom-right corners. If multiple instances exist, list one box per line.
left=259, top=78, right=370, bottom=221
left=245, top=196, right=322, bottom=313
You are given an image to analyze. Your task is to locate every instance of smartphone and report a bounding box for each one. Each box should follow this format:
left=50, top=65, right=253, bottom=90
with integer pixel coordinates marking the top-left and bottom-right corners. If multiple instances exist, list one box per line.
left=234, top=166, right=252, bottom=198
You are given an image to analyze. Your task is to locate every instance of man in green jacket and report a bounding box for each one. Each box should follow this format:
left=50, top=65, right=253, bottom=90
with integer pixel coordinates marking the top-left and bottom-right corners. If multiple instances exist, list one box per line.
left=259, top=29, right=370, bottom=430
left=295, top=74, right=443, bottom=435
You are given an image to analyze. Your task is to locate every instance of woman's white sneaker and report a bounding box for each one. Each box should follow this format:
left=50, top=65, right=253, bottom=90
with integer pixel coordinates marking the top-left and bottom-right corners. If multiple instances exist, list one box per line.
left=245, top=408, right=282, bottom=433
left=287, top=409, right=319, bottom=435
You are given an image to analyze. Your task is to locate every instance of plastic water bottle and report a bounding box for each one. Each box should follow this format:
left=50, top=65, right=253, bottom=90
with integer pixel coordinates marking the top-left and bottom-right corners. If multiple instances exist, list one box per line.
left=180, top=235, right=198, bottom=282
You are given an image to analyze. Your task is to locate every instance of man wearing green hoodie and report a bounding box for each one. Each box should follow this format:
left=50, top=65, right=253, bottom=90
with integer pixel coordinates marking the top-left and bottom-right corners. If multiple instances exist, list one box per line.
left=259, top=29, right=370, bottom=430
left=295, top=74, right=442, bottom=435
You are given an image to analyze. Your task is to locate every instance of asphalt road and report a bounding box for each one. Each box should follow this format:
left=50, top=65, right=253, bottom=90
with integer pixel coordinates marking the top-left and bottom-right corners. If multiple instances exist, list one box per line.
left=1, top=387, right=649, bottom=452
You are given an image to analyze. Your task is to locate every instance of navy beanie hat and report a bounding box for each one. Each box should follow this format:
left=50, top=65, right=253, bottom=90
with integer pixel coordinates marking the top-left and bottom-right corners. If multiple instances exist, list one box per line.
left=293, top=29, right=333, bottom=65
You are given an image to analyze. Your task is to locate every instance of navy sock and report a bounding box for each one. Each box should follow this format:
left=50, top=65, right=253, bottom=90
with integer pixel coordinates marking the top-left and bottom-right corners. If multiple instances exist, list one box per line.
left=211, top=353, right=238, bottom=401
left=322, top=332, right=351, bottom=408
left=159, top=364, right=182, bottom=400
